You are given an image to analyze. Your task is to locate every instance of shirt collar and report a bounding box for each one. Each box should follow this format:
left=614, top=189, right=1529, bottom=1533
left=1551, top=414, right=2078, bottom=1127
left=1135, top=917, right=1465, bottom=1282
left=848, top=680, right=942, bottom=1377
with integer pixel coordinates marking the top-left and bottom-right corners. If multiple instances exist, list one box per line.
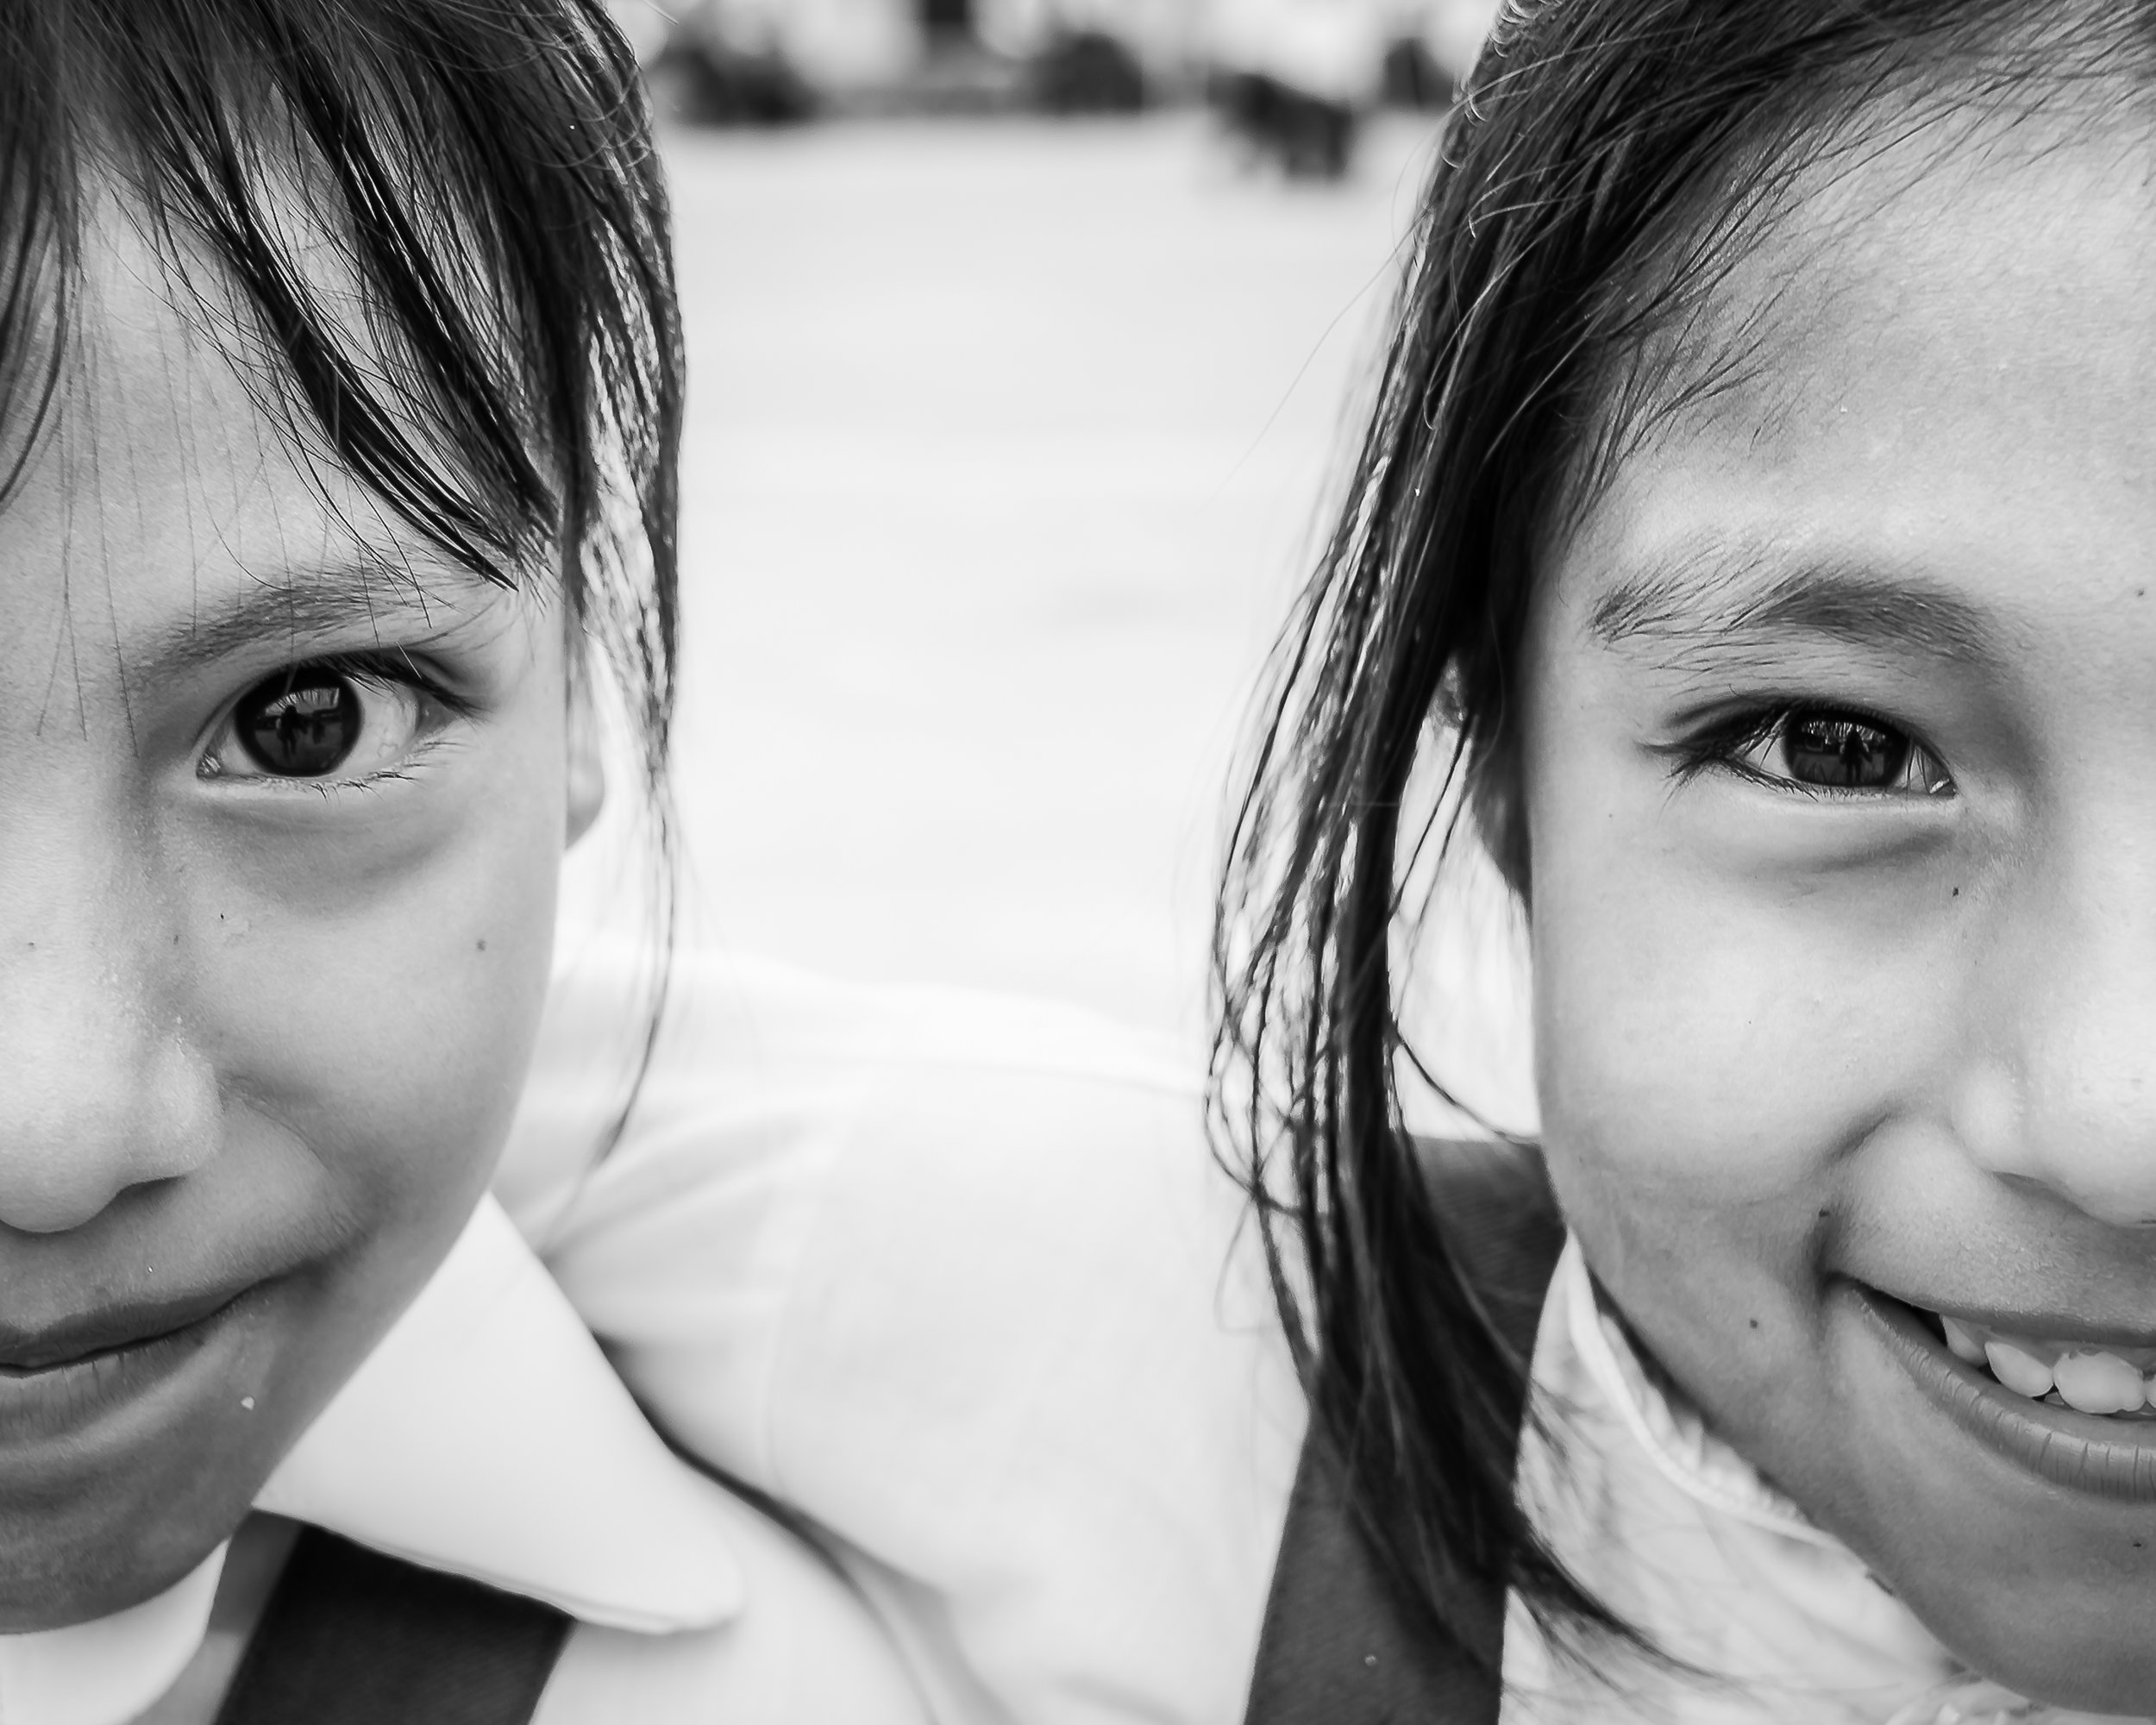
left=255, top=1192, right=743, bottom=1633
left=0, top=1194, right=742, bottom=1725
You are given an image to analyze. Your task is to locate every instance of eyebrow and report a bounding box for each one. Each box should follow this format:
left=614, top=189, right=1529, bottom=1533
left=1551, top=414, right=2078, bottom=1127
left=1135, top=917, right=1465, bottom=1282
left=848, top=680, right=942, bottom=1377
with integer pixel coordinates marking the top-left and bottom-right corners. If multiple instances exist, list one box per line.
left=1587, top=543, right=2002, bottom=666
left=141, top=551, right=505, bottom=681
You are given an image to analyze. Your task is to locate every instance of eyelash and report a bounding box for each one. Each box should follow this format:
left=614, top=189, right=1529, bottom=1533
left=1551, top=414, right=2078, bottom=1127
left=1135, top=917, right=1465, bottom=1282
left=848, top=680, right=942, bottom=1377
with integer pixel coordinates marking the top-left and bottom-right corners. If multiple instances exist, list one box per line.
left=1670, top=704, right=1956, bottom=799
left=201, top=650, right=475, bottom=794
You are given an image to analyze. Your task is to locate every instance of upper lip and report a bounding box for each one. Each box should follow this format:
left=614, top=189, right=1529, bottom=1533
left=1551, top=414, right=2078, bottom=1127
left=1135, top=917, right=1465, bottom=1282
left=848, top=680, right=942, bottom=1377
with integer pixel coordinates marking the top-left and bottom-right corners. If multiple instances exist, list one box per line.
left=1864, top=1284, right=2156, bottom=1350
left=0, top=1285, right=249, bottom=1371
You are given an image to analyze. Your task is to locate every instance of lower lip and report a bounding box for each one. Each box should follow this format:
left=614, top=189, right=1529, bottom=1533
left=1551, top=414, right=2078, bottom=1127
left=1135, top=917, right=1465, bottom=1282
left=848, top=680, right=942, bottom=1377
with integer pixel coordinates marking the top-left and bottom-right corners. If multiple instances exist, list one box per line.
left=1852, top=1285, right=2156, bottom=1503
left=0, top=1291, right=260, bottom=1455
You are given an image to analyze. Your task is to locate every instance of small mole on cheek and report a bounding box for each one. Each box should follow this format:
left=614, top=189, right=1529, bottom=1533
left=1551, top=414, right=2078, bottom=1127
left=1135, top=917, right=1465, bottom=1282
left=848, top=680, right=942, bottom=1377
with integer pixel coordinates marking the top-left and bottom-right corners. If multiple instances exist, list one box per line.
left=1748, top=1318, right=1759, bottom=1330
left=476, top=939, right=487, bottom=953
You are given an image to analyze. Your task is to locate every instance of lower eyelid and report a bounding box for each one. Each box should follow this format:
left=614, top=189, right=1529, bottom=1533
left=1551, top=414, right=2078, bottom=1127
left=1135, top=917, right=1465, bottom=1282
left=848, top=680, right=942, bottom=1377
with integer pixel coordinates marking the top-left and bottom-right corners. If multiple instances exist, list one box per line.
left=212, top=733, right=458, bottom=797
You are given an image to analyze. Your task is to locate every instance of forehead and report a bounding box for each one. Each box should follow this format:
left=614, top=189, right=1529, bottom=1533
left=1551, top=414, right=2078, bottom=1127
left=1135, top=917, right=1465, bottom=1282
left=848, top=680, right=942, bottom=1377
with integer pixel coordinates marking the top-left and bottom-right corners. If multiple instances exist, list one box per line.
left=0, top=200, right=507, bottom=687
left=1559, top=113, right=2156, bottom=622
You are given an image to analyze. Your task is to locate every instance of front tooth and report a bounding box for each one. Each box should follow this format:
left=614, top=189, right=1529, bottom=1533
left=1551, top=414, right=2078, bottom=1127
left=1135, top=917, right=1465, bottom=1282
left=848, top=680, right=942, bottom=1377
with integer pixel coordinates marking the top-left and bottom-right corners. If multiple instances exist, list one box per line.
left=1985, top=1339, right=2055, bottom=1398
left=2053, top=1350, right=2146, bottom=1414
left=1940, top=1315, right=1988, bottom=1364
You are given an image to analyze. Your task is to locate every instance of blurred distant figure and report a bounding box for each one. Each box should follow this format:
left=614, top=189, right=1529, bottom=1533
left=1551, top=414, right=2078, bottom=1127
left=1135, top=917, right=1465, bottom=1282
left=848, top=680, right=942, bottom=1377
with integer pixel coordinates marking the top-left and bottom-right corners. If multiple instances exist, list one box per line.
left=1378, top=31, right=1449, bottom=108
left=655, top=35, right=820, bottom=123
left=1204, top=0, right=1384, bottom=178
left=624, top=0, right=820, bottom=122
left=921, top=0, right=975, bottom=42
left=1210, top=68, right=1356, bottom=177
left=1030, top=27, right=1148, bottom=112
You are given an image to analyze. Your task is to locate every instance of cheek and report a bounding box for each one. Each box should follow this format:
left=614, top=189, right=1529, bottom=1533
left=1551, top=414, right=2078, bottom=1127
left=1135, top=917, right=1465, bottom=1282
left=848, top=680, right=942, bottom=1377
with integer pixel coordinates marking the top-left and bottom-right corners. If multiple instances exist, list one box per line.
left=1520, top=718, right=1949, bottom=1309
left=173, top=695, right=567, bottom=1245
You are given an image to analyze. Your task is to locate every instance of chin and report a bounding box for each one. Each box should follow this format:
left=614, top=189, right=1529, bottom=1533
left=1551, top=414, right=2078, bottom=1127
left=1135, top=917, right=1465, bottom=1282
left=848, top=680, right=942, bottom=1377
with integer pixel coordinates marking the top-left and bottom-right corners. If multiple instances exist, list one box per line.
left=1932, top=1596, right=2156, bottom=1717
left=0, top=1499, right=232, bottom=1631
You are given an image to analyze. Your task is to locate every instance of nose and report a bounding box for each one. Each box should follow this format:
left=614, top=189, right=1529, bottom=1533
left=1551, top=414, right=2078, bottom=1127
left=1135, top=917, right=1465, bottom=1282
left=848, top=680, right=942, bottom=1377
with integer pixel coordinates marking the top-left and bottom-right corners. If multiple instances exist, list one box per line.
left=0, top=853, right=218, bottom=1235
left=1959, top=840, right=2156, bottom=1227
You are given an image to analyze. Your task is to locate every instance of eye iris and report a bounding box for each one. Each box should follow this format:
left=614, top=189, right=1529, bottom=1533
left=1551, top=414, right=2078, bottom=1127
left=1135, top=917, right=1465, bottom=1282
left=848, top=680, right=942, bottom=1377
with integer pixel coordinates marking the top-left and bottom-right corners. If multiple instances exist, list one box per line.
left=237, top=675, right=360, bottom=777
left=1784, top=714, right=1907, bottom=787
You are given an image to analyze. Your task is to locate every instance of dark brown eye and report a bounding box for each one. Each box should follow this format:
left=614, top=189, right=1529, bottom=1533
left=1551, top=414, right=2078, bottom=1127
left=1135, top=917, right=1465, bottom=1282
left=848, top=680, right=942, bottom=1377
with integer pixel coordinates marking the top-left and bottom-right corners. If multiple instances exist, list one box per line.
left=1782, top=712, right=1910, bottom=788
left=235, top=673, right=362, bottom=777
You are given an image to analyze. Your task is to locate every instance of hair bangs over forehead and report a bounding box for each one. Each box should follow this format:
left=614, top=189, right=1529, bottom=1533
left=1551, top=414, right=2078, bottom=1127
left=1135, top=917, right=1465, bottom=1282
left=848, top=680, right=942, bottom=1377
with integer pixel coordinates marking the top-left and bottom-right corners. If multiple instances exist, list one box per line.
left=0, top=0, right=682, bottom=778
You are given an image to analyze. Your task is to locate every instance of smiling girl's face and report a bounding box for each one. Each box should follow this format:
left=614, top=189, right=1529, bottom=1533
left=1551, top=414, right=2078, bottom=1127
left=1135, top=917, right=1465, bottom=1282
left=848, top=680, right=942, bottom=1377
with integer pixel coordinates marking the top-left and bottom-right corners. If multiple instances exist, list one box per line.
left=0, top=204, right=595, bottom=1625
left=1521, top=111, right=2156, bottom=1707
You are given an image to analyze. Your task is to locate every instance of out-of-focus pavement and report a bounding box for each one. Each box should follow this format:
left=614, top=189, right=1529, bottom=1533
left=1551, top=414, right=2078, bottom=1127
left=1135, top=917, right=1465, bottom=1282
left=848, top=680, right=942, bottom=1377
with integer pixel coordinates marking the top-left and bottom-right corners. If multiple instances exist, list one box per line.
left=661, top=112, right=1447, bottom=1045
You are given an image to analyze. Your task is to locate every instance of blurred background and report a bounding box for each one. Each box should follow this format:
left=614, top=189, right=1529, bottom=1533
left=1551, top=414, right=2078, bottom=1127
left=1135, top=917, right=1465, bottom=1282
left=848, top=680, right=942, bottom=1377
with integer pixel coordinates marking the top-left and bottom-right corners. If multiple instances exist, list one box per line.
left=609, top=0, right=1498, bottom=127
left=605, top=0, right=1532, bottom=1122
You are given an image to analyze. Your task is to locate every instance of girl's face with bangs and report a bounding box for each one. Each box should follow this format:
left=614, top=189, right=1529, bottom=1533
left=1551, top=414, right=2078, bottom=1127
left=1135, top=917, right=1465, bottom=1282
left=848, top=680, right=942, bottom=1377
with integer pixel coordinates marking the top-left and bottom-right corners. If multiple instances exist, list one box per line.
left=1518, top=114, right=2156, bottom=1706
left=0, top=206, right=597, bottom=1623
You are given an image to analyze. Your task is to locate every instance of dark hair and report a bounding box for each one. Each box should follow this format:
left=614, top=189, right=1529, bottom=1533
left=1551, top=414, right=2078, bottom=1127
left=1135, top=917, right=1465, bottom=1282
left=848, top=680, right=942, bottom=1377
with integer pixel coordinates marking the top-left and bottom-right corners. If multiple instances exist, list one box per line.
left=1213, top=0, right=2151, bottom=1672
left=0, top=0, right=680, bottom=800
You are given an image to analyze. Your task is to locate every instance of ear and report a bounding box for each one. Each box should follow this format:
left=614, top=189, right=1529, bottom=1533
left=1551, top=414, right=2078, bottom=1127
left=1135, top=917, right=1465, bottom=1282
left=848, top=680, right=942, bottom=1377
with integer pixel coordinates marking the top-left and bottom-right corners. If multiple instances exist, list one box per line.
left=564, top=662, right=606, bottom=848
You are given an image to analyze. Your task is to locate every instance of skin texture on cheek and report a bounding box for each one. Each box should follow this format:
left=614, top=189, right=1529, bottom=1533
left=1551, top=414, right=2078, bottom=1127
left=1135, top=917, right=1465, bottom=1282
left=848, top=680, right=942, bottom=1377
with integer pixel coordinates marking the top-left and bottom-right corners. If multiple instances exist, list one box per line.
left=1520, top=672, right=1871, bottom=1497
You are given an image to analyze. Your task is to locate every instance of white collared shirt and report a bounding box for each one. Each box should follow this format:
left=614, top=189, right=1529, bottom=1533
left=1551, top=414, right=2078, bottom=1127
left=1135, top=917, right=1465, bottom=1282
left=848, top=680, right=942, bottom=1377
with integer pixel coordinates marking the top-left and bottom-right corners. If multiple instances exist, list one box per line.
left=6, top=937, right=1303, bottom=1725
left=500, top=935, right=1306, bottom=1725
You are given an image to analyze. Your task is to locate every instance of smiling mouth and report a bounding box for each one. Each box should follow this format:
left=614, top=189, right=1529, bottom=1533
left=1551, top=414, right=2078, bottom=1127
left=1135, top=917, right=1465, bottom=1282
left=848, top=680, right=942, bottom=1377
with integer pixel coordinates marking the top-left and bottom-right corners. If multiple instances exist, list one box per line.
left=1856, top=1288, right=2156, bottom=1501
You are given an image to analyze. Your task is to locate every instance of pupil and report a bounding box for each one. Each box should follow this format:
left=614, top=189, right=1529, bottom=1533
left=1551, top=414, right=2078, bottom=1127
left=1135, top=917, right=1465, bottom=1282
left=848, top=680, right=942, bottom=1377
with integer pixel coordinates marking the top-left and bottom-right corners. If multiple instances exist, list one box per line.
left=236, top=674, right=361, bottom=777
left=1784, top=713, right=1907, bottom=787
